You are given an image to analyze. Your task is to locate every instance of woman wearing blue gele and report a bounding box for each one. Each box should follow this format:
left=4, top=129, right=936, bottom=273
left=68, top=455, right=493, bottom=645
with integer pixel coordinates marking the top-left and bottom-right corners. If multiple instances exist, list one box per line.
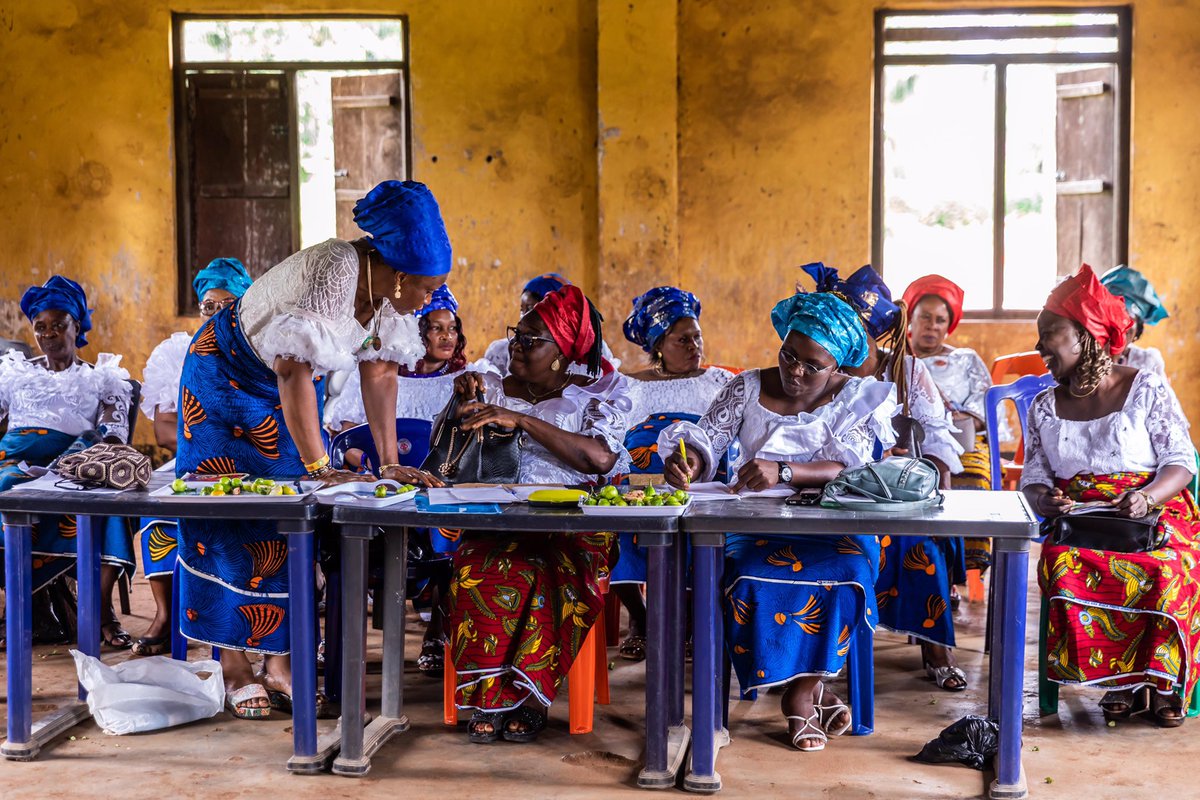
left=662, top=292, right=895, bottom=752
left=174, top=180, right=450, bottom=719
left=1099, top=264, right=1170, bottom=379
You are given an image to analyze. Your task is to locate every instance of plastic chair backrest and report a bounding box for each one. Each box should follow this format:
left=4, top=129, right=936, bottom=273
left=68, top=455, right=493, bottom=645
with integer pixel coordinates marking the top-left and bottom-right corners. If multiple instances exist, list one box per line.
left=984, top=373, right=1057, bottom=491
left=329, top=418, right=433, bottom=474
left=125, top=379, right=142, bottom=444
left=989, top=351, right=1048, bottom=386
left=624, top=412, right=732, bottom=482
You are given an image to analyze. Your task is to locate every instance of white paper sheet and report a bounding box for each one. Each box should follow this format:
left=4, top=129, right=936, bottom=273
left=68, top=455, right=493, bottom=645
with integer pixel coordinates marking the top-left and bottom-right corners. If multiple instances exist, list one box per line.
left=427, top=486, right=520, bottom=505
left=15, top=472, right=129, bottom=495
left=684, top=482, right=798, bottom=501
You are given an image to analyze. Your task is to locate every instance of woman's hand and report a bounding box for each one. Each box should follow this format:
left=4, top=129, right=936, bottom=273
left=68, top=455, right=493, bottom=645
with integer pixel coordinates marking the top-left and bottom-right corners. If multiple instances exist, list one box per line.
left=381, top=464, right=445, bottom=488
left=1036, top=487, right=1074, bottom=518
left=663, top=448, right=702, bottom=488
left=317, top=468, right=374, bottom=487
left=458, top=401, right=525, bottom=431
left=1112, top=490, right=1150, bottom=519
left=454, top=372, right=487, bottom=400
left=731, top=458, right=780, bottom=493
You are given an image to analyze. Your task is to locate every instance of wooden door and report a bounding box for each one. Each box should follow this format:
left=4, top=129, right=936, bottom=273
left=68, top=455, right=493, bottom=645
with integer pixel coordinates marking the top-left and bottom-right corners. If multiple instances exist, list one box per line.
left=186, top=70, right=296, bottom=301
left=1055, top=66, right=1117, bottom=276
left=331, top=72, right=408, bottom=240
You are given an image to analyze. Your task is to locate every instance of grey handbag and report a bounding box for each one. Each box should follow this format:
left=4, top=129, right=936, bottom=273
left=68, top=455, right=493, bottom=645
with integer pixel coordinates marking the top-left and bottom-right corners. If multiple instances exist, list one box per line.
left=820, top=455, right=944, bottom=512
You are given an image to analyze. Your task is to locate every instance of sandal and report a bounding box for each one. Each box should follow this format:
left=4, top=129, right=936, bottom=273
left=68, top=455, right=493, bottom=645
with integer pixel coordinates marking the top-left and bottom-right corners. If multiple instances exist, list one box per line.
left=1151, top=690, right=1185, bottom=728
left=101, top=621, right=133, bottom=650
left=226, top=683, right=271, bottom=720
left=131, top=632, right=171, bottom=657
left=1099, top=689, right=1137, bottom=722
left=813, top=682, right=851, bottom=737
left=925, top=661, right=968, bottom=692
left=501, top=705, right=547, bottom=743
left=417, top=639, right=445, bottom=677
left=265, top=689, right=334, bottom=719
left=618, top=634, right=647, bottom=662
left=468, top=710, right=503, bottom=744
left=786, top=711, right=827, bottom=752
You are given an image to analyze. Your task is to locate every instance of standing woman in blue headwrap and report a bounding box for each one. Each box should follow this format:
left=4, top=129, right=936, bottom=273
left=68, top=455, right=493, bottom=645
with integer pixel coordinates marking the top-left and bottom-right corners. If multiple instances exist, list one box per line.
left=662, top=293, right=896, bottom=752
left=0, top=276, right=135, bottom=647
left=1100, top=264, right=1170, bottom=379
left=610, top=286, right=735, bottom=662
left=131, top=257, right=254, bottom=656
left=802, top=263, right=969, bottom=691
left=174, top=180, right=451, bottom=719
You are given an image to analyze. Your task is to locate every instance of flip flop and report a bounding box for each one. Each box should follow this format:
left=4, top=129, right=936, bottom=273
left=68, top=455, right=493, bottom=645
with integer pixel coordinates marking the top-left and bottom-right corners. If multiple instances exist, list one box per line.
left=618, top=635, right=647, bottom=662
left=100, top=621, right=133, bottom=650
left=417, top=639, right=445, bottom=677
left=265, top=689, right=334, bottom=719
left=814, top=682, right=852, bottom=737
left=925, top=661, right=968, bottom=692
left=226, top=683, right=271, bottom=720
left=131, top=633, right=171, bottom=657
left=786, top=711, right=827, bottom=752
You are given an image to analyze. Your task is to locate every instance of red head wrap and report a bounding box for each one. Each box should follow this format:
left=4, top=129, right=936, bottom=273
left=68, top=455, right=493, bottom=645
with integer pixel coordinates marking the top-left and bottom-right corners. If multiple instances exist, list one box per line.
left=533, top=285, right=612, bottom=375
left=902, top=274, right=966, bottom=335
left=1043, top=264, right=1133, bottom=357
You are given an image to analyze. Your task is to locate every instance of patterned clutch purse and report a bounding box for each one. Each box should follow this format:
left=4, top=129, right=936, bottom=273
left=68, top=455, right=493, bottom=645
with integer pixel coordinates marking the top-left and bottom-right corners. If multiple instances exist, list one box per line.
left=54, top=443, right=152, bottom=490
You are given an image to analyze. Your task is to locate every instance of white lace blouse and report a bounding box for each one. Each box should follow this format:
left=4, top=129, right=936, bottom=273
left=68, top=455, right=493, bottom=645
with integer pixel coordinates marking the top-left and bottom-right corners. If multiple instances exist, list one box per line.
left=1120, top=344, right=1166, bottom=378
left=657, top=369, right=897, bottom=483
left=322, top=360, right=497, bottom=429
left=895, top=355, right=964, bottom=474
left=140, top=331, right=192, bottom=418
left=238, top=239, right=424, bottom=376
left=919, top=347, right=991, bottom=421
left=1020, top=369, right=1195, bottom=487
left=479, top=370, right=633, bottom=484
left=0, top=352, right=132, bottom=441
left=625, top=367, right=736, bottom=427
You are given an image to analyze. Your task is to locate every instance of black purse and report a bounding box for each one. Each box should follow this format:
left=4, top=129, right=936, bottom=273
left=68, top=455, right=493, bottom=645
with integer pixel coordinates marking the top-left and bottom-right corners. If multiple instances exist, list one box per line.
left=421, top=391, right=520, bottom=484
left=1045, top=510, right=1166, bottom=553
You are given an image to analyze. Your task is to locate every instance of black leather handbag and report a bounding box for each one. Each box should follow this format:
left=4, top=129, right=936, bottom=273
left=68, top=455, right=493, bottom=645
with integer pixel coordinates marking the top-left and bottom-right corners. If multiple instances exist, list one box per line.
left=1046, top=510, right=1166, bottom=553
left=421, top=392, right=520, bottom=484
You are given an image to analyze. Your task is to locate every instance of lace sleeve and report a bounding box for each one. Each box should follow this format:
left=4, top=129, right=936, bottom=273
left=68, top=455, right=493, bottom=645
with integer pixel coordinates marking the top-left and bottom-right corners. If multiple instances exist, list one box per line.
left=140, top=333, right=190, bottom=419
left=359, top=305, right=425, bottom=367
left=905, top=357, right=964, bottom=473
left=656, top=371, right=749, bottom=482
left=482, top=339, right=510, bottom=375
left=961, top=349, right=992, bottom=421
left=93, top=353, right=133, bottom=443
left=580, top=396, right=633, bottom=478
left=1142, top=373, right=1196, bottom=472
left=0, top=351, right=20, bottom=418
left=1019, top=391, right=1055, bottom=490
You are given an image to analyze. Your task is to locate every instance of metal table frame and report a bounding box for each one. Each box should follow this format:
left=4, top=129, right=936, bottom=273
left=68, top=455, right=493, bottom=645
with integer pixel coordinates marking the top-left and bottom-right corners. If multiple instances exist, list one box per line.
left=681, top=490, right=1038, bottom=798
left=327, top=503, right=690, bottom=785
left=0, top=472, right=331, bottom=773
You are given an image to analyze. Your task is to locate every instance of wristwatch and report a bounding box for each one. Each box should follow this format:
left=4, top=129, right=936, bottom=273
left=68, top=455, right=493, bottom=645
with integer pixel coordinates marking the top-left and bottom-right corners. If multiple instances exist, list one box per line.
left=777, top=462, right=793, bottom=485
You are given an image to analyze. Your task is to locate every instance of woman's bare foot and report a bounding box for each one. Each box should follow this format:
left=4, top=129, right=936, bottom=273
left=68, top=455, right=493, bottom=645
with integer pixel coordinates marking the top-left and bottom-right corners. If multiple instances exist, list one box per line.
left=781, top=677, right=825, bottom=750
left=221, top=649, right=269, bottom=711
left=922, top=641, right=967, bottom=691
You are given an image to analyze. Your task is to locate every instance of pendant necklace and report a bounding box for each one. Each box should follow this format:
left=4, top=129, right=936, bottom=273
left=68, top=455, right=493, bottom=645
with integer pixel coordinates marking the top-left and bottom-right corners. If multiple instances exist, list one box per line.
left=359, top=251, right=384, bottom=352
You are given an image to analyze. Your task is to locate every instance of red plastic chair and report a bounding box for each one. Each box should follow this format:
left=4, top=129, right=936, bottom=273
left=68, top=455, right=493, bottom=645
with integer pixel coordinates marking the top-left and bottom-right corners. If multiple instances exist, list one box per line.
left=988, top=352, right=1049, bottom=489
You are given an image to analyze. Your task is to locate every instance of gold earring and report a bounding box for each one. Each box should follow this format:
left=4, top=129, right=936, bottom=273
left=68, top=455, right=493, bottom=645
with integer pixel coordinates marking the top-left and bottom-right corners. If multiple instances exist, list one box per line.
left=551, top=356, right=562, bottom=371
left=394, top=273, right=406, bottom=300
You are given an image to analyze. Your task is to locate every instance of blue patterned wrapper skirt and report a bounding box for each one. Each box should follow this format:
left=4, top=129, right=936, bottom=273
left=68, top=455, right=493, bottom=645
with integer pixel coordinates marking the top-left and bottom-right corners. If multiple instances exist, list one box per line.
left=725, top=533, right=879, bottom=696
left=174, top=304, right=323, bottom=655
left=874, top=534, right=956, bottom=648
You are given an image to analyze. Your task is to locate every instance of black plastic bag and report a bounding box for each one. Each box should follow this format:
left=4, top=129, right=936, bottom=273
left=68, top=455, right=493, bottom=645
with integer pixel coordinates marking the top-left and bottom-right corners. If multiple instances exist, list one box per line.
left=911, top=715, right=999, bottom=770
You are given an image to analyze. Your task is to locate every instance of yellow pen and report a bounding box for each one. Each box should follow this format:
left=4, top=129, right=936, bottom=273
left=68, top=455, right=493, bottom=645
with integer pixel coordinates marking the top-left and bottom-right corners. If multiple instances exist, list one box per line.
left=678, top=438, right=689, bottom=486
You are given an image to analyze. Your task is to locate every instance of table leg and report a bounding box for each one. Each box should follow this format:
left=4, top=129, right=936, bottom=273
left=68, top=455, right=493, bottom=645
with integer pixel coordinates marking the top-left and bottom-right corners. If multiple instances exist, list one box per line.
left=380, top=527, right=407, bottom=720
left=332, top=523, right=373, bottom=777
left=3, top=515, right=34, bottom=757
left=990, top=546, right=1029, bottom=800
left=75, top=516, right=101, bottom=701
left=637, top=531, right=687, bottom=789
left=987, top=551, right=1009, bottom=721
left=324, top=560, right=342, bottom=703
left=284, top=520, right=331, bottom=774
left=669, top=532, right=687, bottom=726
left=685, top=532, right=724, bottom=794
left=170, top=559, right=187, bottom=660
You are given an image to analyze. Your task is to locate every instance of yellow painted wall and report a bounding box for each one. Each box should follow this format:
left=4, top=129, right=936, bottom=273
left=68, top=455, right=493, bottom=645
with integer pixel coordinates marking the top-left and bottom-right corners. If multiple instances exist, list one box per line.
left=2, top=1, right=1199, bottom=436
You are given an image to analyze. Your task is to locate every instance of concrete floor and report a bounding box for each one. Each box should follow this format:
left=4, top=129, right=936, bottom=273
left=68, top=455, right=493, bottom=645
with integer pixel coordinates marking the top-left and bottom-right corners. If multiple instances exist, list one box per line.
left=2, top=547, right=1198, bottom=800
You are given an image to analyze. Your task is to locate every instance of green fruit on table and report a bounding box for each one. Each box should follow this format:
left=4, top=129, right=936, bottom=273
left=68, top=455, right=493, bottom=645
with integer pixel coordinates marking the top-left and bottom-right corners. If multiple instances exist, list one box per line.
left=599, top=485, right=619, bottom=500
left=664, top=498, right=681, bottom=506
left=645, top=485, right=657, bottom=497
left=374, top=485, right=389, bottom=498
left=171, top=478, right=187, bottom=494
left=615, top=498, right=628, bottom=507
left=648, top=497, right=663, bottom=506
left=672, top=490, right=688, bottom=501
left=597, top=498, right=611, bottom=507
left=200, top=486, right=214, bottom=496
left=585, top=498, right=598, bottom=506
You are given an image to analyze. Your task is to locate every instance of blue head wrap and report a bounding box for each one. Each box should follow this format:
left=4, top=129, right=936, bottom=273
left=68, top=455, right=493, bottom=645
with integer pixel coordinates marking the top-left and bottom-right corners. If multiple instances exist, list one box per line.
left=622, top=286, right=702, bottom=353
left=352, top=180, right=453, bottom=276
left=523, top=272, right=571, bottom=299
left=770, top=293, right=869, bottom=368
left=1099, top=265, right=1169, bottom=326
left=418, top=284, right=459, bottom=317
left=799, top=262, right=900, bottom=340
left=20, top=276, right=92, bottom=348
left=192, top=257, right=253, bottom=301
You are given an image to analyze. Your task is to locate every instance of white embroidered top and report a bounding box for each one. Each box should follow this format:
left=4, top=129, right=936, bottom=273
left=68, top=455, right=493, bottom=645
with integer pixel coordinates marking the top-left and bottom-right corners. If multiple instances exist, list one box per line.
left=322, top=360, right=498, bottom=429
left=479, top=370, right=633, bottom=484
left=657, top=369, right=897, bottom=483
left=625, top=367, right=736, bottom=427
left=0, top=352, right=132, bottom=441
left=140, top=331, right=192, bottom=418
left=481, top=337, right=621, bottom=377
left=894, top=355, right=964, bottom=474
left=238, top=239, right=423, bottom=376
left=1120, top=344, right=1167, bottom=378
left=1020, top=369, right=1195, bottom=487
left=919, top=346, right=991, bottom=421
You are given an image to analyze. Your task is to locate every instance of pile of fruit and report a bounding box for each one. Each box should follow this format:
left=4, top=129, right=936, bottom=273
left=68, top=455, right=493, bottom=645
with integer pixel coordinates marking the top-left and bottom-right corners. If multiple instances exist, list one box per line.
left=373, top=483, right=417, bottom=498
left=170, top=477, right=297, bottom=497
left=584, top=484, right=689, bottom=507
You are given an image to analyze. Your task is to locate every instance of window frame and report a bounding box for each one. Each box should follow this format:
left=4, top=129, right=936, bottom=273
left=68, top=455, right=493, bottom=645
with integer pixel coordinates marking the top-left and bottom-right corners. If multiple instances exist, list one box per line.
left=170, top=12, right=411, bottom=314
left=870, top=6, right=1133, bottom=320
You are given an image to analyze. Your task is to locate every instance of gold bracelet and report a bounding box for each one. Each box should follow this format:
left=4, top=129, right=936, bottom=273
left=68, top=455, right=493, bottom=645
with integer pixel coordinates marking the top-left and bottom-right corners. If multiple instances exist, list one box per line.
left=303, top=454, right=330, bottom=474
left=378, top=463, right=401, bottom=473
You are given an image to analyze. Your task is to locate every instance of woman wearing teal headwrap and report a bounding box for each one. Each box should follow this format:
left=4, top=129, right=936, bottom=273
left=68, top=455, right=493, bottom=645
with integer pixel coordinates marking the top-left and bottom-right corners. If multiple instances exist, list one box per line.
left=661, top=293, right=896, bottom=752
left=1100, top=265, right=1169, bottom=378
left=131, top=257, right=253, bottom=656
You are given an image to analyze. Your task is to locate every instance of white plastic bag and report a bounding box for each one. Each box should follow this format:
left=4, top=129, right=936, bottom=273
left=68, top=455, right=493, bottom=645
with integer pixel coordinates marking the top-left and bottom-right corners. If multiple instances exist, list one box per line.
left=71, top=650, right=225, bottom=735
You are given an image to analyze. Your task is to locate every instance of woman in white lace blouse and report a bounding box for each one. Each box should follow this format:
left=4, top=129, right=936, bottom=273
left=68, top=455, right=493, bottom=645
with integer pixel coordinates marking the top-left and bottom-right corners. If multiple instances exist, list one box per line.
left=0, top=276, right=134, bottom=648
left=174, top=181, right=451, bottom=719
left=1026, top=264, right=1199, bottom=727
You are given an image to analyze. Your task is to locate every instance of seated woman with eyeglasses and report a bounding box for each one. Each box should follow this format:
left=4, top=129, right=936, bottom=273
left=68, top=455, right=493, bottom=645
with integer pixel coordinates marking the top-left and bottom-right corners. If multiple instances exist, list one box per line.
left=1025, top=264, right=1199, bottom=728
left=132, top=257, right=253, bottom=656
left=445, top=286, right=631, bottom=745
left=662, top=293, right=895, bottom=752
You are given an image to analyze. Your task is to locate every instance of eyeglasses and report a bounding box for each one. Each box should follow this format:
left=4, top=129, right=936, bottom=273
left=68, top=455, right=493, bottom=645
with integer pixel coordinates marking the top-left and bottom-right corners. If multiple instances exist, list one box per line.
left=507, top=326, right=557, bottom=352
left=778, top=348, right=835, bottom=378
left=199, top=297, right=237, bottom=316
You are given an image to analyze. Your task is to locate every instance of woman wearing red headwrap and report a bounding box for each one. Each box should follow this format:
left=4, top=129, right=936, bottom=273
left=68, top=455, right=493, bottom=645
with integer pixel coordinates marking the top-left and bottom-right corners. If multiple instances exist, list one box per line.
left=444, top=286, right=632, bottom=744
left=1025, top=264, right=1199, bottom=727
left=903, top=275, right=994, bottom=577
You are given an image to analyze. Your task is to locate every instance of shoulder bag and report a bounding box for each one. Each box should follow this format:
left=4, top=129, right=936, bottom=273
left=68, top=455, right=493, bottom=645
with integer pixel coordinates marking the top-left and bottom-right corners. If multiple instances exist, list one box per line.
left=421, top=391, right=520, bottom=484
